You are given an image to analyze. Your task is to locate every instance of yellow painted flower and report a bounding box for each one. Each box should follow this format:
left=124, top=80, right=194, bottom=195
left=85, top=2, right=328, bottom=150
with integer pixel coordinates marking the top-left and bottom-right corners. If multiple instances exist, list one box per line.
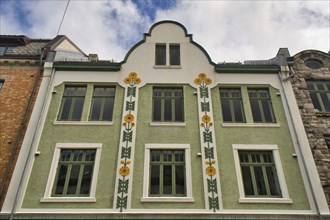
left=134, top=77, right=141, bottom=84
left=123, top=122, right=127, bottom=127
left=194, top=78, right=201, bottom=85
left=202, top=115, right=211, bottom=123
left=212, top=160, right=216, bottom=164
left=120, top=160, right=125, bottom=164
left=209, top=122, right=213, bottom=127
left=119, top=166, right=130, bottom=176
left=199, top=73, right=206, bottom=80
left=200, top=123, right=205, bottom=127
left=129, top=72, right=137, bottom=79
left=124, top=114, right=135, bottom=123
left=127, top=160, right=131, bottom=164
left=205, top=160, right=210, bottom=165
left=131, top=122, right=135, bottom=127
left=206, top=166, right=216, bottom=176
left=205, top=78, right=212, bottom=85
left=124, top=77, right=131, bottom=84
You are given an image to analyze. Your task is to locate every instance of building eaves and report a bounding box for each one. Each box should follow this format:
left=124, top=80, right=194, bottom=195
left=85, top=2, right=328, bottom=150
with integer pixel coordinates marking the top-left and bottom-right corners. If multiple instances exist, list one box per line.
left=53, top=61, right=121, bottom=71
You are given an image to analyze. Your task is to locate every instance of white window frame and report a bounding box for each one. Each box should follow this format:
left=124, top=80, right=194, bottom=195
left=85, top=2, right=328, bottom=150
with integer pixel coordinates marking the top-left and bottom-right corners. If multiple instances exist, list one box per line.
left=232, top=144, right=292, bottom=204
left=154, top=43, right=182, bottom=69
left=41, top=143, right=102, bottom=202
left=141, top=144, right=194, bottom=202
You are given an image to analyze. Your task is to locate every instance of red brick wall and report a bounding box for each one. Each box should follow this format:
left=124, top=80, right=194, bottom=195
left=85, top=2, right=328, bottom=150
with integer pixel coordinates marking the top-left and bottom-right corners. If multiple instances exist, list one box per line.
left=0, top=65, right=42, bottom=209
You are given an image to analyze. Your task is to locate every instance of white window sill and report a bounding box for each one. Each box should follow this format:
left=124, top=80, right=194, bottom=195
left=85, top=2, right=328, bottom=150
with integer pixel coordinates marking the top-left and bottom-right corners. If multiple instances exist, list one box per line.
left=239, top=198, right=292, bottom=204
left=53, top=121, right=113, bottom=126
left=153, top=65, right=182, bottom=69
left=40, top=197, right=96, bottom=203
left=150, top=122, right=186, bottom=127
left=222, top=123, right=280, bottom=128
left=141, top=197, right=194, bottom=203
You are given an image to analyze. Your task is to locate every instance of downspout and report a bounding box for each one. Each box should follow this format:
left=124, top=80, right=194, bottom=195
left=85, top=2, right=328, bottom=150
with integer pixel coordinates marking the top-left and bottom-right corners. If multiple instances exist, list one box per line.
left=278, top=68, right=322, bottom=220
left=0, top=49, right=45, bottom=204
left=8, top=58, right=56, bottom=220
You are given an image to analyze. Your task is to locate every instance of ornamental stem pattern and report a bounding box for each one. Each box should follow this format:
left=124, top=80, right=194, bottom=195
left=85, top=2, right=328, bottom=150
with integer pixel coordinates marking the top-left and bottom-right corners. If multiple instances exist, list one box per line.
left=195, top=73, right=221, bottom=212
left=114, top=72, right=141, bottom=212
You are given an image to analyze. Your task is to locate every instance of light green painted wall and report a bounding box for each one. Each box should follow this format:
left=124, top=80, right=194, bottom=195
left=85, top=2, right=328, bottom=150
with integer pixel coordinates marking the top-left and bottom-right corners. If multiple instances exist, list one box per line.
left=212, top=84, right=310, bottom=210
left=131, top=84, right=206, bottom=209
left=22, top=83, right=124, bottom=209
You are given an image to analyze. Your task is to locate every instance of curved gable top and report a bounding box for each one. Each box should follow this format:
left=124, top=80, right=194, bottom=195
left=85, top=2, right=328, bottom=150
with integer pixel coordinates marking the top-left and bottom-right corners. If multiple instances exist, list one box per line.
left=292, top=49, right=330, bottom=60
left=121, top=20, right=215, bottom=66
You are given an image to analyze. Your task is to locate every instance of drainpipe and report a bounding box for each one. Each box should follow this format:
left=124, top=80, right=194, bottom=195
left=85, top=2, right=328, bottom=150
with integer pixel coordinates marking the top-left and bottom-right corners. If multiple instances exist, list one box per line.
left=277, top=68, right=322, bottom=220
left=0, top=49, right=45, bottom=205
left=8, top=58, right=56, bottom=220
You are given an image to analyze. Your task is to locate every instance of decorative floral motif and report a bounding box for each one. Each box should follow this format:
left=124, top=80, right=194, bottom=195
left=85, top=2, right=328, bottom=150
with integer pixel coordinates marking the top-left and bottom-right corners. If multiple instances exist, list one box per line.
left=202, top=115, right=211, bottom=123
left=119, top=166, right=130, bottom=176
left=206, top=166, right=216, bottom=176
left=124, top=114, right=135, bottom=123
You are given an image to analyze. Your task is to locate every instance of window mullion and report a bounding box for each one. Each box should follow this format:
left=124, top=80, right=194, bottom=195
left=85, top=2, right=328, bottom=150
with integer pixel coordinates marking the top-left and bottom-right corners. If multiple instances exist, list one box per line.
left=171, top=94, right=175, bottom=122
left=258, top=99, right=266, bottom=122
left=172, top=153, right=176, bottom=196
left=76, top=153, right=86, bottom=195
left=68, top=96, right=76, bottom=120
left=99, top=97, right=105, bottom=120
left=248, top=154, right=258, bottom=197
left=229, top=99, right=235, bottom=122
left=63, top=163, right=72, bottom=196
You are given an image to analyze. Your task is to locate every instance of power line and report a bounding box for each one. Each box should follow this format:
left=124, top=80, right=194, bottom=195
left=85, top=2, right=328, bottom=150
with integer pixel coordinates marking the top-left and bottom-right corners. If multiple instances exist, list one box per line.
left=56, top=0, right=70, bottom=36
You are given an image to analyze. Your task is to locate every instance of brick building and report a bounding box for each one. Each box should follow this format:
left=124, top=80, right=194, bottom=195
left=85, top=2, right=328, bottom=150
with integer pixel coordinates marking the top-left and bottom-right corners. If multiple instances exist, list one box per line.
left=0, top=35, right=86, bottom=209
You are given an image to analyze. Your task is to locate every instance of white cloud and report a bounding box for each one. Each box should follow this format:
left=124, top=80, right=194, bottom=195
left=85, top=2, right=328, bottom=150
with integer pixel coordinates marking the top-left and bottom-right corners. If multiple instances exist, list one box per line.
left=1, top=0, right=329, bottom=62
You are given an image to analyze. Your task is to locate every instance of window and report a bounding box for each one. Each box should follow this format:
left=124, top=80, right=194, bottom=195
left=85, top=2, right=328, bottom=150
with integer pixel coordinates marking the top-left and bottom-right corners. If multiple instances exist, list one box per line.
left=325, top=135, right=330, bottom=152
left=155, top=44, right=166, bottom=65
left=153, top=87, right=184, bottom=122
left=41, top=143, right=102, bottom=202
left=170, top=44, right=180, bottom=65
left=233, top=144, right=291, bottom=203
left=220, top=88, right=245, bottom=122
left=142, top=144, right=193, bottom=202
left=0, top=46, right=14, bottom=56
left=89, top=86, right=115, bottom=121
left=248, top=89, right=276, bottom=123
left=306, top=81, right=330, bottom=112
left=0, top=80, right=4, bottom=91
left=155, top=43, right=180, bottom=66
left=52, top=149, right=96, bottom=197
left=305, top=59, right=323, bottom=69
left=59, top=86, right=86, bottom=121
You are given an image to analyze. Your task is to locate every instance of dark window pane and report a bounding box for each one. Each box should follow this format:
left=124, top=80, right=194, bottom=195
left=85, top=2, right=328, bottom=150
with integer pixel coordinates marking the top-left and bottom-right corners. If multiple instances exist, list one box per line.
left=54, top=165, right=67, bottom=195
left=80, top=165, right=93, bottom=194
left=60, top=97, right=72, bottom=120
left=90, top=98, right=101, bottom=120
left=76, top=87, right=86, bottom=96
left=254, top=166, right=267, bottom=195
left=221, top=100, right=232, bottom=122
left=233, top=100, right=244, bottom=122
left=320, top=93, right=330, bottom=112
left=262, top=100, right=274, bottom=122
left=67, top=165, right=80, bottom=194
left=266, top=167, right=280, bottom=196
left=241, top=166, right=254, bottom=196
left=153, top=98, right=161, bottom=121
left=250, top=100, right=262, bottom=122
left=170, top=44, right=180, bottom=65
left=65, top=87, right=75, bottom=96
left=103, top=98, right=114, bottom=121
left=150, top=165, right=160, bottom=194
left=163, top=165, right=172, bottom=194
left=310, top=92, right=322, bottom=110
left=175, top=165, right=185, bottom=195
left=71, top=97, right=84, bottom=120
left=164, top=99, right=172, bottom=121
left=175, top=99, right=183, bottom=121
left=155, top=44, right=166, bottom=65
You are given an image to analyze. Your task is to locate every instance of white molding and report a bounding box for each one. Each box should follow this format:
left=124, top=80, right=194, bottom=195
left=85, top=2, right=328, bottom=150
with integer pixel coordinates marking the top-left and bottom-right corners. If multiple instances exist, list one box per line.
left=222, top=123, right=280, bottom=128
left=153, top=65, right=182, bottom=69
left=232, top=144, right=291, bottom=203
left=142, top=144, right=193, bottom=202
left=149, top=122, right=186, bottom=127
left=53, top=121, right=113, bottom=126
left=41, top=143, right=102, bottom=202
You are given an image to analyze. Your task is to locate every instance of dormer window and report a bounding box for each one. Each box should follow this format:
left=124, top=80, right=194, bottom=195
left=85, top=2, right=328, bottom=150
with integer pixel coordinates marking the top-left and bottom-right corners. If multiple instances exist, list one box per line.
left=155, top=43, right=181, bottom=67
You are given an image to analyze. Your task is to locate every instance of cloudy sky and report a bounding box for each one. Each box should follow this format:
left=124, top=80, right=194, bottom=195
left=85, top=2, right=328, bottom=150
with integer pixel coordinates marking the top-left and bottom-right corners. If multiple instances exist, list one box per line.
left=1, top=0, right=329, bottom=62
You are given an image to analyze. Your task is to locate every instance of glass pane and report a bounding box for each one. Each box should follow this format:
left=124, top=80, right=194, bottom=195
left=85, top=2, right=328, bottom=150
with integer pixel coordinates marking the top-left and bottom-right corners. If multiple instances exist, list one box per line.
left=164, top=99, right=172, bottom=121
left=59, top=97, right=72, bottom=120
left=221, top=100, right=232, bottom=122
left=153, top=98, right=161, bottom=121
left=94, top=87, right=103, bottom=96
left=85, top=150, right=96, bottom=161
left=170, top=45, right=180, bottom=65
left=64, top=87, right=75, bottom=96
left=262, top=100, right=274, bottom=122
left=310, top=92, right=321, bottom=111
left=151, top=150, right=160, bottom=162
left=150, top=165, right=160, bottom=194
left=67, top=165, right=80, bottom=194
left=266, top=167, right=281, bottom=196
left=80, top=165, right=93, bottom=195
left=163, top=151, right=172, bottom=162
left=61, top=150, right=72, bottom=161
left=320, top=93, right=330, bottom=112
left=233, top=100, right=244, bottom=122
left=250, top=100, right=262, bottom=122
left=103, top=98, right=114, bottom=121
left=163, top=165, right=172, bottom=194
left=306, top=81, right=315, bottom=90
left=71, top=97, right=84, bottom=120
left=175, top=165, right=185, bottom=195
left=316, top=82, right=325, bottom=90
left=175, top=99, right=183, bottom=121
left=241, top=166, right=254, bottom=196
left=54, top=165, right=67, bottom=195
left=175, top=151, right=184, bottom=162
left=76, top=87, right=86, bottom=96
left=156, top=45, right=166, bottom=65
left=254, top=166, right=267, bottom=195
